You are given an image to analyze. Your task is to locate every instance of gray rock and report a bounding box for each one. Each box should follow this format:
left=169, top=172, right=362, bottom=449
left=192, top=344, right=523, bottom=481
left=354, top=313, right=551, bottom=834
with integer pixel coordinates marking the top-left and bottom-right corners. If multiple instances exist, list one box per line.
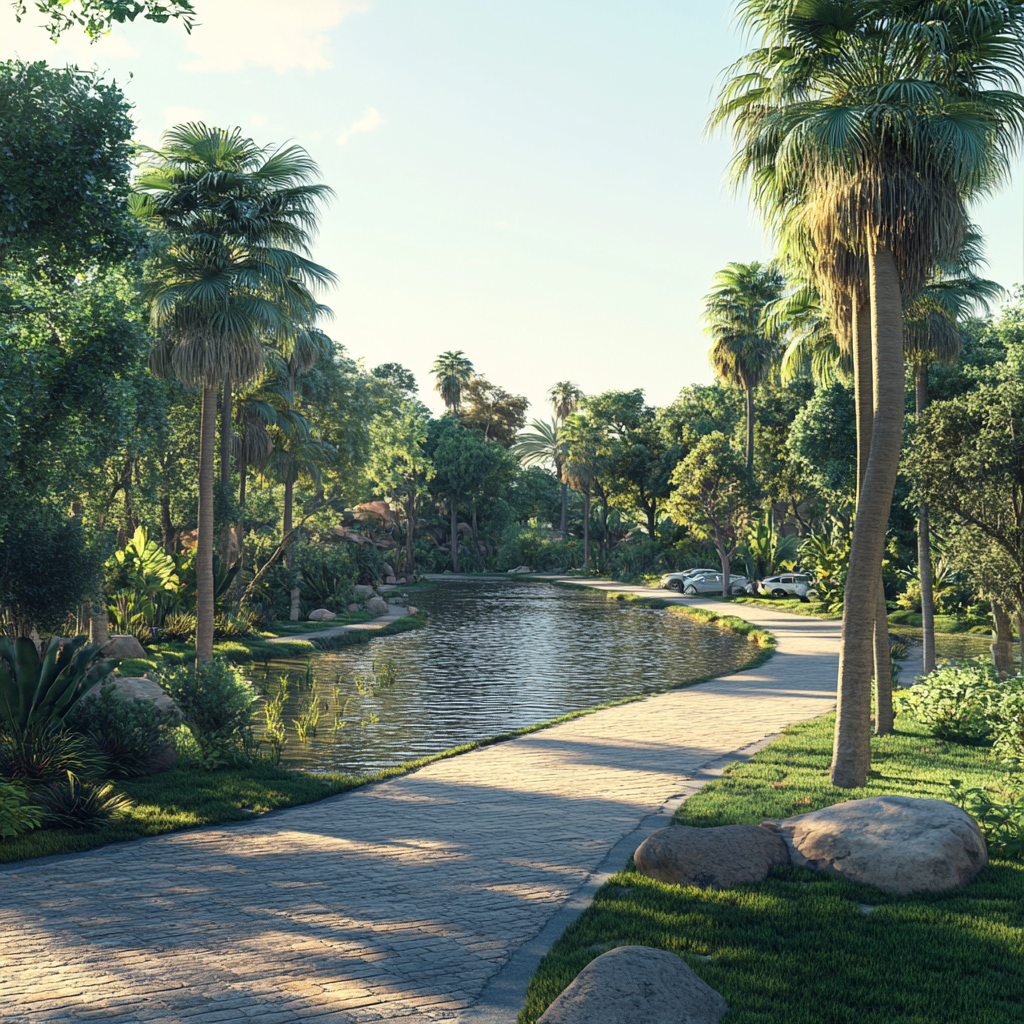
left=761, top=795, right=988, bottom=895
left=84, top=676, right=180, bottom=720
left=366, top=596, right=389, bottom=616
left=385, top=575, right=397, bottom=585
left=634, top=824, right=789, bottom=888
left=537, top=945, right=727, bottom=1024
left=353, top=584, right=377, bottom=600
left=99, top=635, right=148, bottom=659
left=382, top=563, right=394, bottom=577
left=308, top=608, right=337, bottom=622
left=347, top=603, right=360, bottom=613
left=407, top=606, right=418, bottom=615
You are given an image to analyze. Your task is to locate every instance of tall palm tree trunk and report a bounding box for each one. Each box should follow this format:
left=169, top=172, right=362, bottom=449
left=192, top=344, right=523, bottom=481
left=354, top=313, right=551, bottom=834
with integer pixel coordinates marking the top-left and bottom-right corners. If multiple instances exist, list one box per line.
left=915, top=363, right=936, bottom=674
left=405, top=494, right=416, bottom=575
left=744, top=382, right=755, bottom=472
left=236, top=454, right=247, bottom=579
left=284, top=480, right=300, bottom=621
left=196, top=385, right=218, bottom=663
left=583, top=491, right=591, bottom=569
left=560, top=481, right=568, bottom=541
left=832, top=247, right=904, bottom=787
left=450, top=496, right=460, bottom=573
left=220, top=376, right=232, bottom=484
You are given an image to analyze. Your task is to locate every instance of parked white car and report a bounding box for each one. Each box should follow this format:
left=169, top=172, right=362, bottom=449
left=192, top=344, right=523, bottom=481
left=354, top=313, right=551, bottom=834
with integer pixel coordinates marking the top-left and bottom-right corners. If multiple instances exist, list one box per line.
left=659, top=568, right=720, bottom=593
left=679, top=571, right=751, bottom=596
left=757, top=573, right=814, bottom=599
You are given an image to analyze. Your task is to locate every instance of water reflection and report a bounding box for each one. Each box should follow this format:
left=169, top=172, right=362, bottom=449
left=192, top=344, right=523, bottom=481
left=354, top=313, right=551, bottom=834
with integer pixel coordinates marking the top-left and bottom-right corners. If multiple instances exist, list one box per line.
left=252, top=579, right=752, bottom=774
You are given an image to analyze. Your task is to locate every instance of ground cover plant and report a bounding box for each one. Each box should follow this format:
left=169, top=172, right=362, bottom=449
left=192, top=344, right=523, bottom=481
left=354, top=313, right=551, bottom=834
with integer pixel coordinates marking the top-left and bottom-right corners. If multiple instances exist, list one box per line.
left=519, top=712, right=1024, bottom=1024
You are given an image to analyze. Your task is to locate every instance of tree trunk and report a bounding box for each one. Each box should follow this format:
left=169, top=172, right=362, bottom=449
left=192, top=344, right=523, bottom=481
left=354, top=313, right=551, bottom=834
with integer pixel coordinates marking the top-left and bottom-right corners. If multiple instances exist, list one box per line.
left=832, top=247, right=904, bottom=788
left=284, top=479, right=301, bottom=621
left=914, top=362, right=936, bottom=675
left=992, top=600, right=1013, bottom=672
left=647, top=504, right=657, bottom=541
left=744, top=383, right=755, bottom=472
left=220, top=376, right=232, bottom=484
left=405, top=494, right=416, bottom=574
left=196, top=385, right=218, bottom=663
left=560, top=482, right=568, bottom=541
left=583, top=491, right=591, bottom=569
left=159, top=492, right=176, bottom=555
left=450, top=496, right=460, bottom=573
left=718, top=541, right=732, bottom=597
left=874, top=584, right=894, bottom=734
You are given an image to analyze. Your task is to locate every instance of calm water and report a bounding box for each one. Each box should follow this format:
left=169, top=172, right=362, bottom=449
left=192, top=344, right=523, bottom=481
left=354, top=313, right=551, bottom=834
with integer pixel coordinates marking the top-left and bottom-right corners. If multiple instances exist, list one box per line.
left=254, top=579, right=752, bottom=774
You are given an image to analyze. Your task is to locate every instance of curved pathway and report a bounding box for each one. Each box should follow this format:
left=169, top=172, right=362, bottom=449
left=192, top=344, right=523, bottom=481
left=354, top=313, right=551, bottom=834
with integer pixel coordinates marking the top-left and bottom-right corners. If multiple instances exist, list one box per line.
left=1, top=582, right=840, bottom=1024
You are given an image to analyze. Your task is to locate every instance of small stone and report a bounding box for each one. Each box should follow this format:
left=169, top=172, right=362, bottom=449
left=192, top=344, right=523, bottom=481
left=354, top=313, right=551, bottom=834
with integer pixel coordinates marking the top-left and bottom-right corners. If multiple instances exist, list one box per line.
left=347, top=603, right=360, bottom=612
left=353, top=584, right=377, bottom=600
left=761, top=795, right=988, bottom=894
left=634, top=824, right=789, bottom=888
left=536, top=945, right=727, bottom=1024
left=407, top=606, right=418, bottom=616
left=308, top=608, right=337, bottom=622
left=366, top=596, right=389, bottom=616
left=99, top=635, right=148, bottom=659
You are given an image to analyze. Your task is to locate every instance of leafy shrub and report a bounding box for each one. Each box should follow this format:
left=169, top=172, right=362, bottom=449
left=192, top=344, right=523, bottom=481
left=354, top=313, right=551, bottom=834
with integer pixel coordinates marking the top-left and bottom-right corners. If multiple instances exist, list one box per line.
left=0, top=635, right=116, bottom=734
left=0, top=779, right=43, bottom=839
left=895, top=660, right=1001, bottom=743
left=950, top=776, right=1024, bottom=860
left=160, top=658, right=258, bottom=769
left=214, top=611, right=260, bottom=639
left=66, top=684, right=175, bottom=779
left=160, top=612, right=197, bottom=641
left=496, top=526, right=580, bottom=572
left=989, top=676, right=1024, bottom=768
left=32, top=771, right=134, bottom=830
left=296, top=541, right=357, bottom=611
left=0, top=726, right=103, bottom=783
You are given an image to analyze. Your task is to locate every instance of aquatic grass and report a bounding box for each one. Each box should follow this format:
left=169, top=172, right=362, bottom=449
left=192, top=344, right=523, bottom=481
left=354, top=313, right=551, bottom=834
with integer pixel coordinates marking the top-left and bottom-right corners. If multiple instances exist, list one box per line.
left=519, top=713, right=1024, bottom=1024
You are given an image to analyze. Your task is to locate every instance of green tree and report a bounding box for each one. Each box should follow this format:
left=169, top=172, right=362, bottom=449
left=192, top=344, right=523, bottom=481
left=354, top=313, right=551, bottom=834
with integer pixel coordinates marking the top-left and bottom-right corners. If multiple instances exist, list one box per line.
left=0, top=60, right=135, bottom=271
left=703, top=261, right=786, bottom=471
left=13, top=0, right=195, bottom=39
left=367, top=401, right=434, bottom=575
left=134, top=123, right=335, bottom=660
left=431, top=351, right=474, bottom=413
left=548, top=381, right=583, bottom=537
left=459, top=377, right=529, bottom=444
left=665, top=433, right=755, bottom=596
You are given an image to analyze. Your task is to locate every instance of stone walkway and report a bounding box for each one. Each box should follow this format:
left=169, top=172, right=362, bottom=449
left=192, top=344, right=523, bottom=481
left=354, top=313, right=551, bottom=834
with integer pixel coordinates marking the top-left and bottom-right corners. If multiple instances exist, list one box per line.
left=1, top=582, right=840, bottom=1024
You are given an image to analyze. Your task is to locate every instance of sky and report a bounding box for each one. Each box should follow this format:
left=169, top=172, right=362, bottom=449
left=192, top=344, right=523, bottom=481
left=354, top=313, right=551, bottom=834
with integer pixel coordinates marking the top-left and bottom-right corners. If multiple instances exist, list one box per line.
left=5, top=0, right=1024, bottom=417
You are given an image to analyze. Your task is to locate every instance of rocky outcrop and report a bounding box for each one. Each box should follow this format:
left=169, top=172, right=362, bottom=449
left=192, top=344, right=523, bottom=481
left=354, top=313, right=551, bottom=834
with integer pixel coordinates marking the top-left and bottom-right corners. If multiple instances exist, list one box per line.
left=353, top=585, right=377, bottom=600
left=537, top=946, right=727, bottom=1024
left=761, top=795, right=988, bottom=894
left=308, top=609, right=337, bottom=622
left=366, top=596, right=389, bottom=616
left=99, top=635, right=148, bottom=659
left=634, top=824, right=789, bottom=888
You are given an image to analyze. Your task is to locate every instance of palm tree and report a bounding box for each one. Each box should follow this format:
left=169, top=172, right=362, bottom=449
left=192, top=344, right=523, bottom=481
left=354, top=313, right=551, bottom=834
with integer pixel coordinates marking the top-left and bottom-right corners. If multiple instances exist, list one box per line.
left=431, top=350, right=474, bottom=412
left=547, top=381, right=583, bottom=537
left=703, top=261, right=786, bottom=472
left=713, top=1, right=1024, bottom=785
left=134, top=123, right=335, bottom=661
left=513, top=418, right=568, bottom=536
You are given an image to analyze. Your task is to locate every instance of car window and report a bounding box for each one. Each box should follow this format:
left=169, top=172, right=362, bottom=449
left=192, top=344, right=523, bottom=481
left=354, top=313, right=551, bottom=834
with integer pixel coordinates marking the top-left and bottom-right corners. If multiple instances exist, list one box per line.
left=781, top=576, right=793, bottom=584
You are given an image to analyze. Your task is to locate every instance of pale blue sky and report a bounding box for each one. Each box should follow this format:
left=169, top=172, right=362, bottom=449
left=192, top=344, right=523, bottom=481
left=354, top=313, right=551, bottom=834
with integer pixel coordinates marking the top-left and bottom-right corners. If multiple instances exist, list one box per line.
left=5, top=1, right=1023, bottom=415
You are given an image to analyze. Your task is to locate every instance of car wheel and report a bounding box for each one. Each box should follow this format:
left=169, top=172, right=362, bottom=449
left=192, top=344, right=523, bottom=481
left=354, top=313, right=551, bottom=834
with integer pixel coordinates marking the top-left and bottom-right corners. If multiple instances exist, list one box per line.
left=772, top=588, right=788, bottom=598
left=684, top=585, right=698, bottom=596
left=668, top=579, right=683, bottom=593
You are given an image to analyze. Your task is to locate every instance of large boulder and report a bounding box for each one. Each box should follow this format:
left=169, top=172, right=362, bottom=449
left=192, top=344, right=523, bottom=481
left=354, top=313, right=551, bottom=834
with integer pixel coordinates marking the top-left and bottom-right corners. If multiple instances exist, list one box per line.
left=99, top=635, right=148, bottom=659
left=635, top=824, right=789, bottom=888
left=537, top=946, right=727, bottom=1024
left=382, top=562, right=395, bottom=577
left=308, top=608, right=337, bottom=622
left=366, top=596, right=389, bottom=616
left=353, top=584, right=377, bottom=600
left=83, top=676, right=180, bottom=720
left=385, top=575, right=397, bottom=585
left=761, top=795, right=988, bottom=895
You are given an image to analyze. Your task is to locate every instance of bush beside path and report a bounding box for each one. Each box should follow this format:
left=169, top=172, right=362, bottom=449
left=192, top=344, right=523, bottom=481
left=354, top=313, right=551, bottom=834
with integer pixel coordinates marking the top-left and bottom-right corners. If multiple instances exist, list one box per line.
left=1, top=581, right=839, bottom=1024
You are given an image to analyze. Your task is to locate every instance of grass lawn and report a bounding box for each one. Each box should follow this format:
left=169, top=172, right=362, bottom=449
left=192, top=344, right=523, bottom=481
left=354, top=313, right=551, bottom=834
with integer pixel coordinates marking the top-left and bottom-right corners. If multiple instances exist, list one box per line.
left=520, top=713, right=1024, bottom=1024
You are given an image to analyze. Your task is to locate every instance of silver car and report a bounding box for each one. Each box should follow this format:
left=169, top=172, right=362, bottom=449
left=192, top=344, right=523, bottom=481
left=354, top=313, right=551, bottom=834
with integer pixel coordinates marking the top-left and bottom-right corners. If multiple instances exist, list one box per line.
left=679, top=571, right=750, bottom=596
left=660, top=568, right=719, bottom=593
left=758, top=573, right=814, bottom=599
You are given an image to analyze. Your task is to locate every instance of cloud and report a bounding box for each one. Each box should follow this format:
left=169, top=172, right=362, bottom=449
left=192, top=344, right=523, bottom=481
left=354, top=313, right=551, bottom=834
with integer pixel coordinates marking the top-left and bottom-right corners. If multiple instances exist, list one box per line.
left=250, top=114, right=267, bottom=127
left=181, top=0, right=368, bottom=74
left=336, top=107, right=384, bottom=145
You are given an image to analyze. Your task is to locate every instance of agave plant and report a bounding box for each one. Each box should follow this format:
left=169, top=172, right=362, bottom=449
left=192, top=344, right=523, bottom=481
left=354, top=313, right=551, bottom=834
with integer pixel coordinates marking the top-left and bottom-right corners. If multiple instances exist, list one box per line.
left=0, top=636, right=117, bottom=736
left=32, top=771, right=134, bottom=830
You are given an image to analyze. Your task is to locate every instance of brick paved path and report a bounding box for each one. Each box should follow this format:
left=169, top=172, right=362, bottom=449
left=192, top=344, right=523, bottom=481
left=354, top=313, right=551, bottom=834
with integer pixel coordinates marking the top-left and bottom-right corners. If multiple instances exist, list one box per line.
left=1, top=584, right=840, bottom=1024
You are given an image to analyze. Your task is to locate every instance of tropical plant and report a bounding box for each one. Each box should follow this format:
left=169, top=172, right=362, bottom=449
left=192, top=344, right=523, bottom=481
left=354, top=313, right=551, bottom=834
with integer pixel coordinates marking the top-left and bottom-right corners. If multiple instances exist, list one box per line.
left=799, top=519, right=852, bottom=614
left=738, top=509, right=800, bottom=581
left=712, top=0, right=1024, bottom=786
left=431, top=351, right=475, bottom=412
left=31, top=771, right=134, bottom=830
left=159, top=657, right=258, bottom=769
left=0, top=727, right=102, bottom=784
left=134, top=122, right=335, bottom=661
left=0, top=779, right=42, bottom=839
left=949, top=776, right=1024, bottom=861
left=894, top=660, right=1002, bottom=744
left=292, top=696, right=320, bottom=740
left=0, top=636, right=116, bottom=736
left=105, top=526, right=182, bottom=630
left=513, top=417, right=567, bottom=531
left=989, top=676, right=1024, bottom=769
left=703, top=261, right=786, bottom=470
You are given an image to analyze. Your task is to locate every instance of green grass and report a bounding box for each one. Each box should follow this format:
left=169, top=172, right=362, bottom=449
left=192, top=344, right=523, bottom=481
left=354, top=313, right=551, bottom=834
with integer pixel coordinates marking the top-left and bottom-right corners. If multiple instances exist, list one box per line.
left=520, top=713, right=1024, bottom=1024
left=731, top=594, right=839, bottom=618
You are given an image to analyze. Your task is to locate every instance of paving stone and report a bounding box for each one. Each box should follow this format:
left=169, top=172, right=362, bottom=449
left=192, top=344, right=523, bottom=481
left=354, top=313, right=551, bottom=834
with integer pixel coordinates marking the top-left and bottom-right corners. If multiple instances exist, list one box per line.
left=0, top=584, right=838, bottom=1023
